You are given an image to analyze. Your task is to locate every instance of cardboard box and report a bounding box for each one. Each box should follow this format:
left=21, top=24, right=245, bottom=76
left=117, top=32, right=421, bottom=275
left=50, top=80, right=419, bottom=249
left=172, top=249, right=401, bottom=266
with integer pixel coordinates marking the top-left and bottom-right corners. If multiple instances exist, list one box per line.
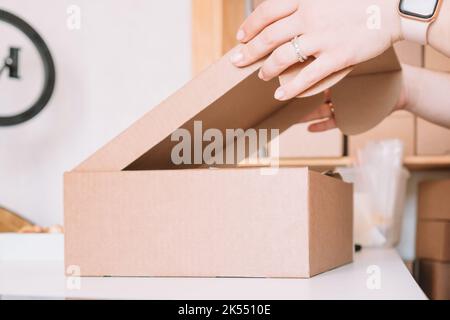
left=349, top=111, right=415, bottom=157
left=394, top=41, right=423, bottom=67
left=418, top=260, right=450, bottom=300
left=425, top=46, right=450, bottom=72
left=417, top=221, right=450, bottom=262
left=65, top=169, right=353, bottom=278
left=417, top=118, right=450, bottom=156
left=419, top=179, right=450, bottom=221
left=271, top=125, right=343, bottom=158
left=65, top=47, right=402, bottom=278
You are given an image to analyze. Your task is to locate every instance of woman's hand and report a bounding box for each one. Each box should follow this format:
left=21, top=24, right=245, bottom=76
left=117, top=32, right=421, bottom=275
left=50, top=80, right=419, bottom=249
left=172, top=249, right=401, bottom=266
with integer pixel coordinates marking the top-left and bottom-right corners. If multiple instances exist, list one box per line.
left=232, top=0, right=403, bottom=101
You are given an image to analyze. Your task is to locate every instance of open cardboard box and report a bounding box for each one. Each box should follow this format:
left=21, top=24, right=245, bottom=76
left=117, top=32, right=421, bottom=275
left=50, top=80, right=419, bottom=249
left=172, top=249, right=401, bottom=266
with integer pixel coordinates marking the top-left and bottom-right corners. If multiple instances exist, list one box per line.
left=65, top=46, right=403, bottom=278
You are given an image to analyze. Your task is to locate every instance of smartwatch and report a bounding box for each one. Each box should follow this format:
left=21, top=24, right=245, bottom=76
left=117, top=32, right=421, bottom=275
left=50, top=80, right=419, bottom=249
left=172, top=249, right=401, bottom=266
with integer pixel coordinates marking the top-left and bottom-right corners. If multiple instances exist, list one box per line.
left=399, top=0, right=442, bottom=45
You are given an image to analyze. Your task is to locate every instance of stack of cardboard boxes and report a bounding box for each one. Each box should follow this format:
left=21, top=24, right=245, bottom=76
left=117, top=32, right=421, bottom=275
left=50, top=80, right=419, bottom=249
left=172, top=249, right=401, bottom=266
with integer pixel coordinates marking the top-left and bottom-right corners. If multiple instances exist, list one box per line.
left=417, top=179, right=450, bottom=300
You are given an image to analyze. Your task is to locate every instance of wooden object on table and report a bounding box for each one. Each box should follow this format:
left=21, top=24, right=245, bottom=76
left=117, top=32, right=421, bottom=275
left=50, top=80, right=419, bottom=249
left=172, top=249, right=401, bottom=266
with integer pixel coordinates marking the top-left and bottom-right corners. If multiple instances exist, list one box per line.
left=0, top=207, right=33, bottom=233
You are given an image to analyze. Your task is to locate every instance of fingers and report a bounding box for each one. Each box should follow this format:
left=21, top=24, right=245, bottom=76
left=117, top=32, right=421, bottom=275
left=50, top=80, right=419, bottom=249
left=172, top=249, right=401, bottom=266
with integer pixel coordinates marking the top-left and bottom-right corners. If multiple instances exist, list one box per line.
left=232, top=13, right=302, bottom=67
left=303, top=102, right=337, bottom=133
left=302, top=103, right=335, bottom=122
left=308, top=118, right=337, bottom=132
left=236, top=0, right=298, bottom=43
left=274, top=53, right=342, bottom=101
left=323, top=89, right=332, bottom=102
left=258, top=34, right=321, bottom=81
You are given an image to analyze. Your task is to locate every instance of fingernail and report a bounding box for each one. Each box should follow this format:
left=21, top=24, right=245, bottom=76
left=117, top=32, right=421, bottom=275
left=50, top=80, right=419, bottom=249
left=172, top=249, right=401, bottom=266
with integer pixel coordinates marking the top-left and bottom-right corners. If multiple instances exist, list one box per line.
left=230, top=51, right=244, bottom=64
left=236, top=29, right=245, bottom=41
left=274, top=88, right=286, bottom=100
left=258, top=69, right=265, bottom=80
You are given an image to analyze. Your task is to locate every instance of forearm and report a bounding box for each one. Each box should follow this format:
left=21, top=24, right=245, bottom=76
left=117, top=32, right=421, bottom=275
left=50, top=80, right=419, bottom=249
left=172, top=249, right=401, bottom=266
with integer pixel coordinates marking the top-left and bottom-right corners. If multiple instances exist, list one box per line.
left=428, top=0, right=450, bottom=57
left=401, top=64, right=450, bottom=128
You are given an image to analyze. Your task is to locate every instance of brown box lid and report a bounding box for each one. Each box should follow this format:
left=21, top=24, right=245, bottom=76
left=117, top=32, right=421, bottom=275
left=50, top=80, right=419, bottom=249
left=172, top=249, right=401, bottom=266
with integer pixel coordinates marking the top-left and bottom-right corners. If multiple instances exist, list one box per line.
left=417, top=221, right=450, bottom=262
left=73, top=46, right=401, bottom=172
left=419, top=180, right=450, bottom=221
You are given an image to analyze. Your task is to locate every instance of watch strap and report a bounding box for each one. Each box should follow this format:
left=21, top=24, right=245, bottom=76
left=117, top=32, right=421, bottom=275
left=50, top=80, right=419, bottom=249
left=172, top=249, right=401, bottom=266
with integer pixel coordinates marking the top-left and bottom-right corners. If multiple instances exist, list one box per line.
left=400, top=16, right=430, bottom=45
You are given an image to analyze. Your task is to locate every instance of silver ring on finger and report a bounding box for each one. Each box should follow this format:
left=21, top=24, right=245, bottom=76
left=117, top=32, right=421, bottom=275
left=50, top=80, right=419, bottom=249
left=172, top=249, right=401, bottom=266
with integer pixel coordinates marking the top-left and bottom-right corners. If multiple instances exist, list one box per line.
left=291, top=35, right=309, bottom=63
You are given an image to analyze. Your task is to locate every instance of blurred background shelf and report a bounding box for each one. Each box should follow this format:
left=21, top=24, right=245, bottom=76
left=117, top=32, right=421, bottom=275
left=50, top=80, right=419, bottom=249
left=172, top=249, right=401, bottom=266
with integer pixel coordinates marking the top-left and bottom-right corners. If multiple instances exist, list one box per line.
left=239, top=156, right=450, bottom=172
left=404, top=156, right=450, bottom=171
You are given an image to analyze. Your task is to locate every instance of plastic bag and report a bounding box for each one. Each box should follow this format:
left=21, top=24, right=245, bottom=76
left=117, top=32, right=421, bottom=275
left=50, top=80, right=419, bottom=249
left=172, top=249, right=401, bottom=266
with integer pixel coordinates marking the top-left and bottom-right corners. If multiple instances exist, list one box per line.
left=338, top=140, right=410, bottom=247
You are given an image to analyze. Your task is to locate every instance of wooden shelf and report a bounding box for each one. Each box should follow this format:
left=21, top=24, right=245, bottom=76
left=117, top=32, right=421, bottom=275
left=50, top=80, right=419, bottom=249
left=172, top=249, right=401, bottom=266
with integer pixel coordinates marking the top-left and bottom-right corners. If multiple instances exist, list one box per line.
left=404, top=156, right=450, bottom=171
left=239, top=156, right=450, bottom=172
left=262, top=158, right=353, bottom=172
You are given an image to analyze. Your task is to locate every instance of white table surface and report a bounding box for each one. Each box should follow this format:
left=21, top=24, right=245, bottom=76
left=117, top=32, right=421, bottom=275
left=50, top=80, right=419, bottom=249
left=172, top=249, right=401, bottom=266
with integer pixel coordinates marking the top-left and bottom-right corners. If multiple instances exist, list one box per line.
left=0, top=238, right=426, bottom=300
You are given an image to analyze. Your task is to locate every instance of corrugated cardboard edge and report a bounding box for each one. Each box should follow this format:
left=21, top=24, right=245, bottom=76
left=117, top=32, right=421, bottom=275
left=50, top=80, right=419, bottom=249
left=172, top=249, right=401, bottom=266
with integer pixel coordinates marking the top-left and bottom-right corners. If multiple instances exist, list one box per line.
left=308, top=171, right=354, bottom=277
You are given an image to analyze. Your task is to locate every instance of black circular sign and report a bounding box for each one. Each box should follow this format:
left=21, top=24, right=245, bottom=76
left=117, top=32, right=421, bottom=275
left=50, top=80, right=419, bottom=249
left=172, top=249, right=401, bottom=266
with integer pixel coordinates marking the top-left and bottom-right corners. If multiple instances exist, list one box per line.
left=0, top=9, right=56, bottom=126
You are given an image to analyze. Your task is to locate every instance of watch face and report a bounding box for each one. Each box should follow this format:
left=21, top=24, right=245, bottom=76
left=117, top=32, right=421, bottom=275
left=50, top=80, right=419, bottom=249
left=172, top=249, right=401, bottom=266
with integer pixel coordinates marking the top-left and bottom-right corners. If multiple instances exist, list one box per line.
left=399, top=0, right=439, bottom=20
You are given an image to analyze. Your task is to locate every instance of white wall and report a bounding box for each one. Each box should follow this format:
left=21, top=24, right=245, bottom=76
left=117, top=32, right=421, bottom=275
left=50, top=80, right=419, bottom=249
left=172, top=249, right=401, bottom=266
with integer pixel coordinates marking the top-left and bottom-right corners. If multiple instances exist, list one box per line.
left=0, top=0, right=192, bottom=225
